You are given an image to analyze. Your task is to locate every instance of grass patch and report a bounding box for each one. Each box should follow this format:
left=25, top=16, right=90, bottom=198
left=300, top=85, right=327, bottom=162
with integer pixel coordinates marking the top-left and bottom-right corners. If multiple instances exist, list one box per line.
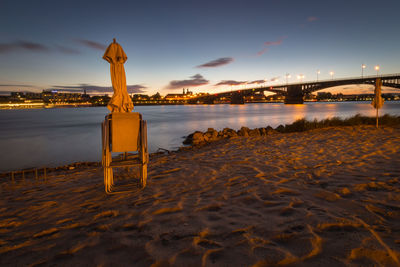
left=278, top=114, right=400, bottom=133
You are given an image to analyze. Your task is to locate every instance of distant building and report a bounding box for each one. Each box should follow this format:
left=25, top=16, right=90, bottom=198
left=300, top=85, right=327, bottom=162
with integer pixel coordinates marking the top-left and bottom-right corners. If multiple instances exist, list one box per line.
left=165, top=93, right=185, bottom=101
left=165, top=88, right=194, bottom=101
left=132, top=94, right=150, bottom=101
left=42, top=90, right=88, bottom=103
left=10, top=92, right=26, bottom=101
left=90, top=95, right=111, bottom=106
left=25, top=92, right=42, bottom=99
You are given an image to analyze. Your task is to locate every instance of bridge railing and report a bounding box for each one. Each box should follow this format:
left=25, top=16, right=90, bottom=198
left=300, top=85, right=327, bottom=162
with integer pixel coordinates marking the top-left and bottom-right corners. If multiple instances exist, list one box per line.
left=193, top=73, right=400, bottom=98
left=257, top=73, right=400, bottom=88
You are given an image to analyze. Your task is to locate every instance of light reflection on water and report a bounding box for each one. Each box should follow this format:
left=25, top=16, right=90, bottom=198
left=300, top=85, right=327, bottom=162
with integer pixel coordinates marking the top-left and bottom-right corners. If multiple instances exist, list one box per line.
left=0, top=102, right=399, bottom=171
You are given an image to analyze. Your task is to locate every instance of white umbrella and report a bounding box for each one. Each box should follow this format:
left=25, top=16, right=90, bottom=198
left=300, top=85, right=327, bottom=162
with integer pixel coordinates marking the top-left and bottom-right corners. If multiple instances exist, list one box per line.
left=103, top=39, right=134, bottom=113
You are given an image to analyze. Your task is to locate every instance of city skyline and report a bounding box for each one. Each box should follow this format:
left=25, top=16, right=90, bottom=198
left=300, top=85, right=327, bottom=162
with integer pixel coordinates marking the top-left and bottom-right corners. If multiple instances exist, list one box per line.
left=1, top=0, right=400, bottom=96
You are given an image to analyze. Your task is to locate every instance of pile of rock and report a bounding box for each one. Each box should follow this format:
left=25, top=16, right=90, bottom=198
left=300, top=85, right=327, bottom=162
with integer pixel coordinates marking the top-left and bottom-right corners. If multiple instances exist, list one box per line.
left=183, top=126, right=278, bottom=145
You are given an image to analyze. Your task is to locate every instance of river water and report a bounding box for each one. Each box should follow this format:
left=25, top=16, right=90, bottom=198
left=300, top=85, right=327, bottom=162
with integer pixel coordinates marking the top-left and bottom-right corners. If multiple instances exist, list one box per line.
left=0, top=102, right=399, bottom=172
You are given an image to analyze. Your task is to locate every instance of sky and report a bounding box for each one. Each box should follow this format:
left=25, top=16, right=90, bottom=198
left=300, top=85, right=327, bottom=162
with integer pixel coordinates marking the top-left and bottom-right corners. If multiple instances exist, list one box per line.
left=0, top=0, right=399, bottom=96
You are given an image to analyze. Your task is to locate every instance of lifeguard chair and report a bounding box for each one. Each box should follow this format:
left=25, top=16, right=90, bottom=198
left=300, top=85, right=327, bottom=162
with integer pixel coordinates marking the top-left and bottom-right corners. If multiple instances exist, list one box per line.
left=102, top=112, right=148, bottom=194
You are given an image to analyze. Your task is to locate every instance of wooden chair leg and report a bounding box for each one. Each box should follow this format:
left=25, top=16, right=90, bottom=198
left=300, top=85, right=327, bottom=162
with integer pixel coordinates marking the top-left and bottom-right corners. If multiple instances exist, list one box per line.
left=140, top=164, right=147, bottom=188
left=104, top=118, right=114, bottom=194
left=139, top=120, right=148, bottom=188
left=101, top=122, right=105, bottom=166
left=105, top=149, right=113, bottom=194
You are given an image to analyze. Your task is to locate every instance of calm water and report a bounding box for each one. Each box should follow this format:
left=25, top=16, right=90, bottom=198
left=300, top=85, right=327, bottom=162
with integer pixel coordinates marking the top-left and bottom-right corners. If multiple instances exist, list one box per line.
left=0, top=102, right=399, bottom=172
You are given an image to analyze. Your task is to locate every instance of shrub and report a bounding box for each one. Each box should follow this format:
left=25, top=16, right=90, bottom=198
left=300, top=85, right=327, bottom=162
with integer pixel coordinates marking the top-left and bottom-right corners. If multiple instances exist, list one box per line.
left=275, top=114, right=400, bottom=133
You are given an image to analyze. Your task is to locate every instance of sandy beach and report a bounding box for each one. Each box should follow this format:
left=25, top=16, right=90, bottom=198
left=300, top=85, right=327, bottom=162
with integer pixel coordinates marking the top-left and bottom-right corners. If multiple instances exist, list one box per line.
left=1, top=125, right=400, bottom=266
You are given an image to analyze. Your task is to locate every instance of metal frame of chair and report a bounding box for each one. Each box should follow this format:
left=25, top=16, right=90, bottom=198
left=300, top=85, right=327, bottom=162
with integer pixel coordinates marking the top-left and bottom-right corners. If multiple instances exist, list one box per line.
left=101, top=113, right=148, bottom=194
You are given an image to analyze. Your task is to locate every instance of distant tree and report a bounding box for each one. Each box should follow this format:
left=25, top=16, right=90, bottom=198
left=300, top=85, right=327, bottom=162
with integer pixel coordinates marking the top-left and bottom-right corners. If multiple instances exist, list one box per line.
left=132, top=94, right=150, bottom=101
left=317, top=92, right=332, bottom=100
left=89, top=95, right=110, bottom=106
left=0, top=95, right=9, bottom=103
left=151, top=92, right=162, bottom=100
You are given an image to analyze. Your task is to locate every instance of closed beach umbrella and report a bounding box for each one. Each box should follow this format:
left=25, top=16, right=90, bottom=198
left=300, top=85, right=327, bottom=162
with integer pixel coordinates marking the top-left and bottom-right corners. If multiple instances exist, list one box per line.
left=103, top=39, right=134, bottom=113
left=371, top=78, right=384, bottom=128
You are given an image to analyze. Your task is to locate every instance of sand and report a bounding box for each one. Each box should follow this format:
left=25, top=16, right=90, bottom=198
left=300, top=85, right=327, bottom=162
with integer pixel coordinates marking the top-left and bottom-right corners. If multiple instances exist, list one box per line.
left=1, top=125, right=400, bottom=266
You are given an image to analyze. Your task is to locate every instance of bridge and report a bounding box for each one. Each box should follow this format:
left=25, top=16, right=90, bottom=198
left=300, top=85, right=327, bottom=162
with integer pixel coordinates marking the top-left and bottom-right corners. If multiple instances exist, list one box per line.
left=189, top=74, right=400, bottom=104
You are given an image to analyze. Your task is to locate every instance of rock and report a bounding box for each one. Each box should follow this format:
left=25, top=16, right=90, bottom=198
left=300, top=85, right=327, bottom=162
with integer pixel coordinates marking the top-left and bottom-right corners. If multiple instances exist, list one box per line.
left=275, top=125, right=285, bottom=133
left=204, top=128, right=219, bottom=142
left=238, top=127, right=250, bottom=137
left=248, top=129, right=260, bottom=136
left=192, top=131, right=205, bottom=145
left=228, top=130, right=237, bottom=138
left=183, top=124, right=279, bottom=146
left=265, top=126, right=277, bottom=134
left=183, top=133, right=194, bottom=145
left=222, top=128, right=237, bottom=138
left=210, top=130, right=218, bottom=140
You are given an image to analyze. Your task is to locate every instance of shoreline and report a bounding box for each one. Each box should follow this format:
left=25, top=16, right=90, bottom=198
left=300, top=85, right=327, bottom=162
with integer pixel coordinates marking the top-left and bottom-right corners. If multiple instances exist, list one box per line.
left=1, top=113, right=399, bottom=175
left=1, top=99, right=400, bottom=110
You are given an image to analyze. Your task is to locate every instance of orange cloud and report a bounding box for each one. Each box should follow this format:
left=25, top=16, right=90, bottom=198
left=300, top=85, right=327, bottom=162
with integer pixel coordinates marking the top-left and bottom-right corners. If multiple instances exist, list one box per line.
left=257, top=37, right=286, bottom=56
left=215, top=80, right=247, bottom=86
left=307, top=16, right=318, bottom=22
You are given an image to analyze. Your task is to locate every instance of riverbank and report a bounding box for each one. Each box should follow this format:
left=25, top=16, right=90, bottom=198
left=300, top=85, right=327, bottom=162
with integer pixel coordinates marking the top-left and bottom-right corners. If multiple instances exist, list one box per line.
left=1, top=99, right=400, bottom=110
left=1, top=125, right=399, bottom=266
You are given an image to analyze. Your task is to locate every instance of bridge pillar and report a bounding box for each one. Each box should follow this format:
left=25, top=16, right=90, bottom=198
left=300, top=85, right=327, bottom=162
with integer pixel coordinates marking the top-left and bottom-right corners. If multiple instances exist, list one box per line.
left=284, top=85, right=304, bottom=104
left=230, top=92, right=244, bottom=104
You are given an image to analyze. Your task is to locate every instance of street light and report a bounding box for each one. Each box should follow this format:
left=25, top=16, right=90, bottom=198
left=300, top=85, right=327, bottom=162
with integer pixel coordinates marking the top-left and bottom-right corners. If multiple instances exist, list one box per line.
left=297, top=74, right=304, bottom=82
left=330, top=71, right=334, bottom=80
left=375, top=65, right=380, bottom=76
left=361, top=64, right=366, bottom=79
left=317, top=70, right=320, bottom=82
left=286, top=73, right=291, bottom=85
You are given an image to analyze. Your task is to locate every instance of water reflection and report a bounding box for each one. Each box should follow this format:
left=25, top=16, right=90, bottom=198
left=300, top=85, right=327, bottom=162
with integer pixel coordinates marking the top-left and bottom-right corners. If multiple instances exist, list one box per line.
left=292, top=104, right=306, bottom=121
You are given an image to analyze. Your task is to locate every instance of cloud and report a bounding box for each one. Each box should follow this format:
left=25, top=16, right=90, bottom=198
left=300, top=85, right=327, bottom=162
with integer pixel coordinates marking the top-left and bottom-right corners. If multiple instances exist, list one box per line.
left=257, top=37, right=285, bottom=56
left=0, top=89, right=39, bottom=96
left=54, top=45, right=80, bottom=54
left=264, top=40, right=283, bottom=46
left=215, top=80, right=247, bottom=86
left=0, top=38, right=106, bottom=55
left=126, top=85, right=147, bottom=93
left=52, top=83, right=147, bottom=94
left=17, top=41, right=49, bottom=52
left=0, top=41, right=50, bottom=54
left=247, top=79, right=266, bottom=85
left=196, top=57, right=234, bottom=68
left=0, top=84, right=35, bottom=87
left=166, top=74, right=209, bottom=90
left=307, top=16, right=318, bottom=22
left=0, top=40, right=82, bottom=55
left=300, top=16, right=319, bottom=28
left=75, top=39, right=107, bottom=51
left=0, top=44, right=14, bottom=53
left=270, top=76, right=280, bottom=82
